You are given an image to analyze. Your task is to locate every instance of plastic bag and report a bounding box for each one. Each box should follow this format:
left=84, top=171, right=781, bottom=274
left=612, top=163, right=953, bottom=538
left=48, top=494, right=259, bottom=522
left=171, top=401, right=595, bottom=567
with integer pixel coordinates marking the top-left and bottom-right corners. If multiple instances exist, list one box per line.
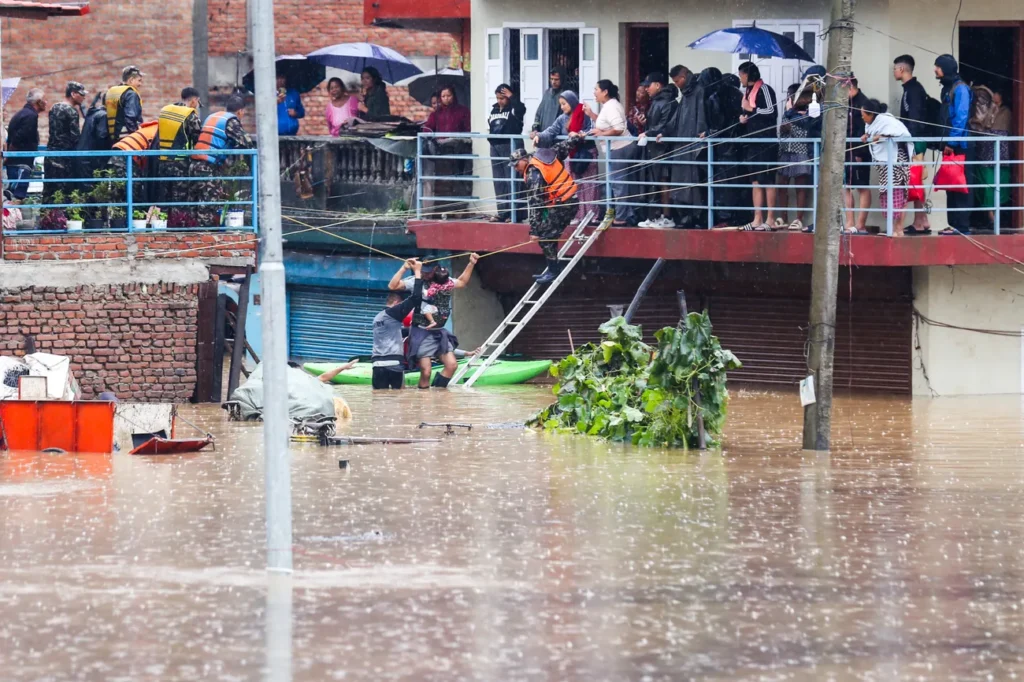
left=934, top=152, right=968, bottom=194
left=908, top=165, right=925, bottom=203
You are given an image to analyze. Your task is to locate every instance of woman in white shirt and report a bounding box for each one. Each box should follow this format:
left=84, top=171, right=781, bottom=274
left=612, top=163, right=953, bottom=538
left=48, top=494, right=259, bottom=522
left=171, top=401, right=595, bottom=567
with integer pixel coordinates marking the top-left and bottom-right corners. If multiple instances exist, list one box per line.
left=583, top=80, right=636, bottom=226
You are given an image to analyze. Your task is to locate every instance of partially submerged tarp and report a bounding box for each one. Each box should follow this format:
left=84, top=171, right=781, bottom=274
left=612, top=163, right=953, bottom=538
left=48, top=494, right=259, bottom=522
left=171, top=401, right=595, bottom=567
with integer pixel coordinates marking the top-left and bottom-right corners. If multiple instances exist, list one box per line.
left=229, top=362, right=337, bottom=421
left=1, top=353, right=80, bottom=400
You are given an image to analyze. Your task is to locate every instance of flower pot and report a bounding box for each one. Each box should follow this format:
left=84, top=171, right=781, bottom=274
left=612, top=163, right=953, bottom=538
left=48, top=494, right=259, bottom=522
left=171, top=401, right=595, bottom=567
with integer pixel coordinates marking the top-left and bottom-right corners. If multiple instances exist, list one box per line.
left=226, top=210, right=246, bottom=229
left=84, top=218, right=105, bottom=230
left=151, top=219, right=168, bottom=231
left=131, top=219, right=148, bottom=231
left=110, top=217, right=127, bottom=230
left=66, top=220, right=84, bottom=232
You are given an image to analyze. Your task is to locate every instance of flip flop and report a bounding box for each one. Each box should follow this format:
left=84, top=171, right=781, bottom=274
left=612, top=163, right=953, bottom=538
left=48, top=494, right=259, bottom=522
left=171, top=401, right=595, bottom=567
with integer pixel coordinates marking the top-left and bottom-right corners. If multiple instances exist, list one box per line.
left=789, top=219, right=804, bottom=232
left=938, top=227, right=960, bottom=236
left=801, top=224, right=815, bottom=233
left=903, top=226, right=931, bottom=236
left=843, top=227, right=871, bottom=235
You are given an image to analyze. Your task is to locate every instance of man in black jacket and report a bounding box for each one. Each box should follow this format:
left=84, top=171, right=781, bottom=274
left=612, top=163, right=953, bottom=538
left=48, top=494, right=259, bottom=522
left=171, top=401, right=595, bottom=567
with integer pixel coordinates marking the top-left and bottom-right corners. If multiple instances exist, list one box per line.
left=5, top=88, right=47, bottom=202
left=893, top=54, right=930, bottom=232
left=488, top=84, right=527, bottom=223
left=637, top=72, right=679, bottom=228
left=843, top=77, right=870, bottom=232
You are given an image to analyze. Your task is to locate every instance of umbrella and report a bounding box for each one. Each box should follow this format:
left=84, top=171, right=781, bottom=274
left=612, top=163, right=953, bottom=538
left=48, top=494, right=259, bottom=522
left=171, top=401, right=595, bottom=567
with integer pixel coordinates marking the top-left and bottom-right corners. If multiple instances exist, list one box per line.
left=2, top=77, right=20, bottom=107
left=243, top=55, right=325, bottom=94
left=688, top=27, right=815, bottom=62
left=404, top=68, right=470, bottom=108
left=305, top=43, right=422, bottom=84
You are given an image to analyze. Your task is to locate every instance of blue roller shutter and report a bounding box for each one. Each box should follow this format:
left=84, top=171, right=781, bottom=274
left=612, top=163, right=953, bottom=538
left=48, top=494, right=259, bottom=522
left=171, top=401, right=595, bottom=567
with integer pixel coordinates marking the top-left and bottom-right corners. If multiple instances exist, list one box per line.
left=288, top=286, right=389, bottom=362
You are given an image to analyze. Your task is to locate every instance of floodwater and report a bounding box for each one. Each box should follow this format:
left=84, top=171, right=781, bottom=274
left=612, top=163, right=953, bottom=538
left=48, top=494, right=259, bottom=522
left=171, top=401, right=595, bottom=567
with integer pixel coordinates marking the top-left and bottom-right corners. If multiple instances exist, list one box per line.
left=1, top=387, right=1024, bottom=681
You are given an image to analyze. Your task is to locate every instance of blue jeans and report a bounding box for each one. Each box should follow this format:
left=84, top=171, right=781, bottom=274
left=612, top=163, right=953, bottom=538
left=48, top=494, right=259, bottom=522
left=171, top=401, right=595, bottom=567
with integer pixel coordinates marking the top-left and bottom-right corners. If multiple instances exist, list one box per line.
left=5, top=164, right=32, bottom=200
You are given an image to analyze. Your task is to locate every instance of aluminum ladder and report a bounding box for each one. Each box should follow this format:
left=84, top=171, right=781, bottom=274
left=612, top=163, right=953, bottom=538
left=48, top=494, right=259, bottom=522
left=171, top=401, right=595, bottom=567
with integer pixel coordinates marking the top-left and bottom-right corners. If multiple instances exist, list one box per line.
left=450, top=210, right=610, bottom=389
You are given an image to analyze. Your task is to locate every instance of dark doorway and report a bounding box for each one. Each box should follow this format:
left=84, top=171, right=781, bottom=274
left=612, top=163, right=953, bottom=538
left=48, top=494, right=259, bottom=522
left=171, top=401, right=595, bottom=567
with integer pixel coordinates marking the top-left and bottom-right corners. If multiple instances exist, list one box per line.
left=508, top=28, right=521, bottom=99
left=959, top=23, right=1022, bottom=228
left=626, top=25, right=669, bottom=110
left=549, top=29, right=580, bottom=94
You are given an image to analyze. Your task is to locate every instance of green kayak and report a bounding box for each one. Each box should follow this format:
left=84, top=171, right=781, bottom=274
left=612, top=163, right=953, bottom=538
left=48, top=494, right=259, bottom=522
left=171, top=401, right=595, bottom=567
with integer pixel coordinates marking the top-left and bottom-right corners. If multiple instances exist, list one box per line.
left=304, top=359, right=553, bottom=387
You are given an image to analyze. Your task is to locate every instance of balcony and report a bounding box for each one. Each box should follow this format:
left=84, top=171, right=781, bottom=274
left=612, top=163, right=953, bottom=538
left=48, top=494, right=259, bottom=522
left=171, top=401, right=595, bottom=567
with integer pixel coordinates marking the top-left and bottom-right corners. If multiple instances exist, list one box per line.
left=409, top=133, right=1024, bottom=268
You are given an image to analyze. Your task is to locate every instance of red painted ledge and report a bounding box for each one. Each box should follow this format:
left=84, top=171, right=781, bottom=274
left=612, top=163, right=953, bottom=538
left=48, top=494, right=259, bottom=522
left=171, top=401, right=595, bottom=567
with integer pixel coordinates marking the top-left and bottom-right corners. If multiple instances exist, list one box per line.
left=408, top=220, right=1024, bottom=267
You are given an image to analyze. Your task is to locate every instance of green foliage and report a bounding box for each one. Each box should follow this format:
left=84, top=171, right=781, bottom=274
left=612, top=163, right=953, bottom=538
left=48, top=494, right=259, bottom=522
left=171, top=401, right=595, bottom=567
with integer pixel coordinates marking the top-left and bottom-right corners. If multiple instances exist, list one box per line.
left=529, top=314, right=741, bottom=449
left=66, top=191, right=87, bottom=221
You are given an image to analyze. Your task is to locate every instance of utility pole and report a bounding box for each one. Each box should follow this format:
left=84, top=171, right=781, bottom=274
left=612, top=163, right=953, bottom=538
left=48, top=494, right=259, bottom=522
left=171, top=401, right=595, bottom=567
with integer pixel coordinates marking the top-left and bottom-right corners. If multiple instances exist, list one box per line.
left=192, top=0, right=210, bottom=120
left=802, top=0, right=856, bottom=451
left=249, top=0, right=292, bottom=571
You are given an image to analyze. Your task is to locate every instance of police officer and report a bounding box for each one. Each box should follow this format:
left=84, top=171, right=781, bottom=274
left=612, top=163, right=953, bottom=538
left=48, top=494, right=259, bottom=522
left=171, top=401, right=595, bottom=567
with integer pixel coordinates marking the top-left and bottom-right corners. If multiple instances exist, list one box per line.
left=190, top=95, right=254, bottom=226
left=509, top=132, right=584, bottom=285
left=155, top=87, right=203, bottom=210
left=105, top=66, right=144, bottom=142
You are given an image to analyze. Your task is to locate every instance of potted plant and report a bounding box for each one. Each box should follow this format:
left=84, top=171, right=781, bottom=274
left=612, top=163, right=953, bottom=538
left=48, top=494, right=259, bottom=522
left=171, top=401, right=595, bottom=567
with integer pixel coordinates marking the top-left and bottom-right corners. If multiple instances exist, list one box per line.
left=223, top=193, right=246, bottom=229
left=38, top=191, right=68, bottom=231
left=66, top=190, right=86, bottom=231
left=109, top=206, right=127, bottom=230
left=132, top=209, right=149, bottom=231
left=151, top=210, right=169, bottom=231
left=85, top=170, right=111, bottom=229
left=168, top=209, right=198, bottom=230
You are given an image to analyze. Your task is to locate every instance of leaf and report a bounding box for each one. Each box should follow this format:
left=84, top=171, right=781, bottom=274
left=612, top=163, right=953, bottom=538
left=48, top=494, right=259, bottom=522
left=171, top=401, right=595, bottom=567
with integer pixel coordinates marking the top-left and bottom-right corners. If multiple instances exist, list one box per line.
left=624, top=406, right=644, bottom=423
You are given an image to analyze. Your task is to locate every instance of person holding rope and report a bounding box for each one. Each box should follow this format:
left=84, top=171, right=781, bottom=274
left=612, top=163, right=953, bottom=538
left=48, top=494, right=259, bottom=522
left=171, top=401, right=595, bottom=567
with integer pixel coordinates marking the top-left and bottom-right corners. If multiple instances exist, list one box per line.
left=389, top=254, right=479, bottom=389
left=510, top=131, right=586, bottom=285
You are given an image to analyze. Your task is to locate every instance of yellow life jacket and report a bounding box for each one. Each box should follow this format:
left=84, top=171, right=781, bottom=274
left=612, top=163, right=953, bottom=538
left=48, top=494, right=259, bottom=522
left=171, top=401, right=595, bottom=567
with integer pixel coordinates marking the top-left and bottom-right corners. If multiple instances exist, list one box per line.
left=158, top=104, right=197, bottom=160
left=528, top=155, right=577, bottom=205
left=105, top=84, right=140, bottom=139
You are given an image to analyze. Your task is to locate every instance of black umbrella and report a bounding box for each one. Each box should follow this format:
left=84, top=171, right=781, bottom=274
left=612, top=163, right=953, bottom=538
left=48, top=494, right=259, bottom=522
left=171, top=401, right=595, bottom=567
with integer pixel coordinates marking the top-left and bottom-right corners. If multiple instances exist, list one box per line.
left=242, top=55, right=326, bottom=94
left=405, top=68, right=471, bottom=108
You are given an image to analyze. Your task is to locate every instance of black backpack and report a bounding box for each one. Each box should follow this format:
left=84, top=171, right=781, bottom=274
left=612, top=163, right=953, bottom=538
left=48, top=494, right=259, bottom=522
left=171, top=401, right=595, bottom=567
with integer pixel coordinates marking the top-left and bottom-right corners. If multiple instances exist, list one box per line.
left=924, top=93, right=942, bottom=138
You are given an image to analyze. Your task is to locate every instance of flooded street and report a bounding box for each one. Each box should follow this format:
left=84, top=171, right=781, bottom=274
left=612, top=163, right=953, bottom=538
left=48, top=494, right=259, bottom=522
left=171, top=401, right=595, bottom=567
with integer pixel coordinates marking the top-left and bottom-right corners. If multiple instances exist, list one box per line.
left=2, top=387, right=1024, bottom=681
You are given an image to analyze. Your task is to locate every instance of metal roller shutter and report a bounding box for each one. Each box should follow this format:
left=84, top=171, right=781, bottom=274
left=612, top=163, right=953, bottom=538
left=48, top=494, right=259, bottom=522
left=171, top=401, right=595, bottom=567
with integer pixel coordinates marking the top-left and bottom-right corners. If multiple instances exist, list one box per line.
left=510, top=292, right=911, bottom=394
left=288, top=286, right=388, bottom=362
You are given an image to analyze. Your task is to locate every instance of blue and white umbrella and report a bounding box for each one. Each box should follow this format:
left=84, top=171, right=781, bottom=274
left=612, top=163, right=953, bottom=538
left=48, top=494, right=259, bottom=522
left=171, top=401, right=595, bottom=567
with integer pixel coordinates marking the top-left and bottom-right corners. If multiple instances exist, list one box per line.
left=305, top=43, right=422, bottom=84
left=688, top=27, right=814, bottom=62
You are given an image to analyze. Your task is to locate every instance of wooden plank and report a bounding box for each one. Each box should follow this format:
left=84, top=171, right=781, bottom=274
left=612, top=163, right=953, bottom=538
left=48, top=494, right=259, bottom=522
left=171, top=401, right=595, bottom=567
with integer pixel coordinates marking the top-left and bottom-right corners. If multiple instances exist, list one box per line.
left=227, top=266, right=253, bottom=399
left=212, top=293, right=228, bottom=403
left=193, top=280, right=219, bottom=403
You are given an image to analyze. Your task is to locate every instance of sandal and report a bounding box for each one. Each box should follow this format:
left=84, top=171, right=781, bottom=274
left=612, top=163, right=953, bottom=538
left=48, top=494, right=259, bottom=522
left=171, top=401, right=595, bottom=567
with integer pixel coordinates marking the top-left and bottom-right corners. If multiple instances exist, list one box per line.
left=843, top=226, right=870, bottom=235
left=741, top=222, right=772, bottom=232
left=612, top=220, right=628, bottom=227
left=938, top=227, right=960, bottom=236
left=801, top=224, right=815, bottom=233
left=773, top=217, right=787, bottom=229
left=789, top=219, right=804, bottom=232
left=903, top=226, right=931, bottom=236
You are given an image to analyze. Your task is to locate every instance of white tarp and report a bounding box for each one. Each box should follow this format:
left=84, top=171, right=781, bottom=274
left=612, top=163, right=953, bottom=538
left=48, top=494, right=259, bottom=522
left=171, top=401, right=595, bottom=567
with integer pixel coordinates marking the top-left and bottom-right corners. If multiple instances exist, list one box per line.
left=229, top=362, right=336, bottom=421
left=23, top=353, right=80, bottom=401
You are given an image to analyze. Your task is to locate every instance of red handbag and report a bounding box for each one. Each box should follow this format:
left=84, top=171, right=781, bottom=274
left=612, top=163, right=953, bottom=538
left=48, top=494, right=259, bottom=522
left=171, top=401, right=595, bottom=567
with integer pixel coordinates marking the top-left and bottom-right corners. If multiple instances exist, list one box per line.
left=908, top=165, right=925, bottom=203
left=934, top=152, right=968, bottom=194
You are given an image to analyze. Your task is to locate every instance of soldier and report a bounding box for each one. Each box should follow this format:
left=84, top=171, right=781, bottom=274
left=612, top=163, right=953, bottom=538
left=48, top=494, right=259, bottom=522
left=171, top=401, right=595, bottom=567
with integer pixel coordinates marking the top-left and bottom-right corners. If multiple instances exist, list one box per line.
left=44, top=81, right=87, bottom=201
left=105, top=66, right=144, bottom=142
left=111, top=120, right=159, bottom=203
left=155, top=88, right=203, bottom=211
left=190, top=95, right=254, bottom=226
left=509, top=132, right=585, bottom=285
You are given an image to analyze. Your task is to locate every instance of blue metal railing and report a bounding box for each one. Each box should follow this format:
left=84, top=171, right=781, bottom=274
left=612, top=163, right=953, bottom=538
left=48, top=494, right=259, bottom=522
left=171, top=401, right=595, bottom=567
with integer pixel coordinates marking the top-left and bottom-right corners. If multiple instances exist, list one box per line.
left=3, top=148, right=258, bottom=234
left=416, top=132, right=1024, bottom=236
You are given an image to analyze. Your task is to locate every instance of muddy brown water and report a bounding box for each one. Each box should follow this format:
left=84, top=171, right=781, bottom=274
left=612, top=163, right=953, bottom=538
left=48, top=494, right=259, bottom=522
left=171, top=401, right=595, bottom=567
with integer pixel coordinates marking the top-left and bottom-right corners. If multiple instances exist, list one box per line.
left=1, top=386, right=1023, bottom=681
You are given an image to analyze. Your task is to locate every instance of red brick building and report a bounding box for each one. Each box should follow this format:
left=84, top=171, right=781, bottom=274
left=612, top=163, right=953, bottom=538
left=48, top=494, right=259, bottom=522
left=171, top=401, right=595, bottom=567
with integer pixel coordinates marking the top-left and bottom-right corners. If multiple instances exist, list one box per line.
left=2, top=0, right=470, bottom=139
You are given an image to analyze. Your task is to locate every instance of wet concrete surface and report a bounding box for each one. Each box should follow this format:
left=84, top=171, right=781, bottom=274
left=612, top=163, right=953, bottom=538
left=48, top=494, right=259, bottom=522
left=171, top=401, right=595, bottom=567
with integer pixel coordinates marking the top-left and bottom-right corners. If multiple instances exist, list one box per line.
left=1, top=387, right=1023, bottom=681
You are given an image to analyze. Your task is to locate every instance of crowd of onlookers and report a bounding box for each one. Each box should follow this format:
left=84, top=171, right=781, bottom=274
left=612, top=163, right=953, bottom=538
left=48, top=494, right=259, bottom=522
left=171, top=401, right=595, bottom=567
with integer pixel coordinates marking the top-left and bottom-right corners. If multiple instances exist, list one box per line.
left=468, top=54, right=1014, bottom=235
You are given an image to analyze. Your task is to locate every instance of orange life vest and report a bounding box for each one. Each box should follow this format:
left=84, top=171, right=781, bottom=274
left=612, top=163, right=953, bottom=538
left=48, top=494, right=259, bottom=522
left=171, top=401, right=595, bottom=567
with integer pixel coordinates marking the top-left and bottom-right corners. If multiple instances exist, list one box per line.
left=112, top=121, right=158, bottom=152
left=527, top=155, right=577, bottom=205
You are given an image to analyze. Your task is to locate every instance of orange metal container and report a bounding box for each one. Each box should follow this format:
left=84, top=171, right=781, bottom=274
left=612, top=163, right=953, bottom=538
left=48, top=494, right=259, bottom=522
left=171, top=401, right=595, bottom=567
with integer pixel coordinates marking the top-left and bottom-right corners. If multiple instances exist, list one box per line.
left=0, top=401, right=116, bottom=453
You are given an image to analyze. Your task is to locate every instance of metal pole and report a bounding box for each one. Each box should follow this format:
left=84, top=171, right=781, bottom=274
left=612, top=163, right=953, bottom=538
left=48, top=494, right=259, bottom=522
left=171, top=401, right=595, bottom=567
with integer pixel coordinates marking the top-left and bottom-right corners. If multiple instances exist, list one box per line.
left=802, top=0, right=856, bottom=452
left=604, top=141, right=612, bottom=217
left=126, top=156, right=134, bottom=231
left=885, top=138, right=894, bottom=237
left=510, top=156, right=518, bottom=223
left=250, top=0, right=292, bottom=572
left=706, top=139, right=714, bottom=229
left=994, top=141, right=1001, bottom=235
left=192, top=0, right=210, bottom=121
left=416, top=135, right=423, bottom=219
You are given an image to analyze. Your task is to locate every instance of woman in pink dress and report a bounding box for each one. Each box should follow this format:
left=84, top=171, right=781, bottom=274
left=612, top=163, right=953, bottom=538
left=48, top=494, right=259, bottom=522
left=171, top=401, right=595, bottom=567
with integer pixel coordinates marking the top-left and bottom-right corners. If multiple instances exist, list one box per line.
left=325, top=77, right=358, bottom=136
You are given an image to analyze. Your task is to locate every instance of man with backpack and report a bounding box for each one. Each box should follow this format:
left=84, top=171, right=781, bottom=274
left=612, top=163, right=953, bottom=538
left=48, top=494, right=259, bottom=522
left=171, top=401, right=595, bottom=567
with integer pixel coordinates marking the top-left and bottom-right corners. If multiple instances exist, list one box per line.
left=893, top=55, right=931, bottom=234
left=934, top=54, right=972, bottom=235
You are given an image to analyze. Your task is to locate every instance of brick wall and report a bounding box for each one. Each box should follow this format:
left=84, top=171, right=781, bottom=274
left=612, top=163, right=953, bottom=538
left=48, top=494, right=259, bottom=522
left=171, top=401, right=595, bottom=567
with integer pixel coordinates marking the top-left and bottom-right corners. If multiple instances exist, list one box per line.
left=1, top=233, right=258, bottom=262
left=1, top=0, right=194, bottom=143
left=0, top=283, right=199, bottom=402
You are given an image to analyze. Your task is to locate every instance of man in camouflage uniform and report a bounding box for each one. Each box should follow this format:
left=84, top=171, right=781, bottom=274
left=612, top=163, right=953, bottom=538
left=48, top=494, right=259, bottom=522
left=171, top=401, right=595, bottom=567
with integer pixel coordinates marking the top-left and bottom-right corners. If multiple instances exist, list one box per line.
left=44, top=81, right=87, bottom=202
left=190, top=95, right=254, bottom=227
left=510, top=132, right=584, bottom=285
left=155, top=88, right=203, bottom=212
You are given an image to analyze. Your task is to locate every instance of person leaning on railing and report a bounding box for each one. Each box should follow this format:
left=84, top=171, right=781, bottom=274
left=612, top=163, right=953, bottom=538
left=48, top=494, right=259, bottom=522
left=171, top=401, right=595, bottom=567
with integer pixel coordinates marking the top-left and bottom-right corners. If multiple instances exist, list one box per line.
left=487, top=84, right=526, bottom=223
left=861, top=99, right=912, bottom=236
left=422, top=85, right=471, bottom=215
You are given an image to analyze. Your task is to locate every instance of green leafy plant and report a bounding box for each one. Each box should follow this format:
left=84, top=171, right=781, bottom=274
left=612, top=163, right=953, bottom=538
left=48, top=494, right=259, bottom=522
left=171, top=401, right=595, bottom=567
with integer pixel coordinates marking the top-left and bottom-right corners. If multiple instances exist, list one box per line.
left=66, top=190, right=86, bottom=221
left=133, top=210, right=148, bottom=220
left=529, top=314, right=741, bottom=448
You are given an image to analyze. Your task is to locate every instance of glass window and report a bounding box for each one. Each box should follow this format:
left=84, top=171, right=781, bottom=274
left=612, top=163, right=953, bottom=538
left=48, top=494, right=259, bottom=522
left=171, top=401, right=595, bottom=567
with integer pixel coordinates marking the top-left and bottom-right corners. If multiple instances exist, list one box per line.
left=803, top=31, right=817, bottom=60
left=488, top=33, right=500, bottom=60
left=525, top=34, right=539, bottom=61
left=582, top=33, right=595, bottom=61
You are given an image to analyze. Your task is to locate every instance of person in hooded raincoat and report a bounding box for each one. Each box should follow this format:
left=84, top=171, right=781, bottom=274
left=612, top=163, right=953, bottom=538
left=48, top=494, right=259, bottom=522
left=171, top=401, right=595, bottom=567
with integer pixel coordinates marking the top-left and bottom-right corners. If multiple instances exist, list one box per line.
left=669, top=71, right=709, bottom=229
left=532, top=67, right=568, bottom=134
left=699, top=67, right=745, bottom=228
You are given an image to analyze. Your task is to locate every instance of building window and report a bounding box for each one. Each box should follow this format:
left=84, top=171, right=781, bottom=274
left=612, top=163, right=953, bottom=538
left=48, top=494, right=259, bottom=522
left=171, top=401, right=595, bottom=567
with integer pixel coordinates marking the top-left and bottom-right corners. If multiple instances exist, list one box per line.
left=488, top=32, right=500, bottom=60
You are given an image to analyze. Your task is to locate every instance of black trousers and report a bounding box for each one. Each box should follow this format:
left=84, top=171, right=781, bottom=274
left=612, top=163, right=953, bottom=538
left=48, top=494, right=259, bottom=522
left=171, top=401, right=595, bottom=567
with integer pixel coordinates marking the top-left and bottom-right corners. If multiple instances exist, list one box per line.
left=371, top=366, right=405, bottom=390
left=946, top=190, right=972, bottom=230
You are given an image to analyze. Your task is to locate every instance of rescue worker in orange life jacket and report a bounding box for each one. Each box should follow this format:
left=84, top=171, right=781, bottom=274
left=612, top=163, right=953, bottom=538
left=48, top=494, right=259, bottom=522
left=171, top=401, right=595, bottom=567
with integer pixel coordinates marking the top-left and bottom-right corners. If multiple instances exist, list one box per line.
left=509, top=131, right=584, bottom=285
left=154, top=87, right=203, bottom=208
left=110, top=120, right=159, bottom=203
left=190, top=94, right=254, bottom=226
left=105, top=65, right=144, bottom=142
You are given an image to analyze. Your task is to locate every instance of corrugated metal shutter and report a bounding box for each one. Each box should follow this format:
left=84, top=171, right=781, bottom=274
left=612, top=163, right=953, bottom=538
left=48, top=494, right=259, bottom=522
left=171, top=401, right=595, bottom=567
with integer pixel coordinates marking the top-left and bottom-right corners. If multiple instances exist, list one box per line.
left=288, top=286, right=388, bottom=362
left=510, top=292, right=911, bottom=394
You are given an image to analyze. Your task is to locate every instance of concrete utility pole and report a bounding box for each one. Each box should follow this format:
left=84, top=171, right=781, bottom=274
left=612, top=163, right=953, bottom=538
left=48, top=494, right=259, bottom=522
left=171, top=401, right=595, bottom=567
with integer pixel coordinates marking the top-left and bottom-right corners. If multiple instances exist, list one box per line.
left=802, top=0, right=856, bottom=451
left=192, top=0, right=210, bottom=120
left=249, top=0, right=292, bottom=571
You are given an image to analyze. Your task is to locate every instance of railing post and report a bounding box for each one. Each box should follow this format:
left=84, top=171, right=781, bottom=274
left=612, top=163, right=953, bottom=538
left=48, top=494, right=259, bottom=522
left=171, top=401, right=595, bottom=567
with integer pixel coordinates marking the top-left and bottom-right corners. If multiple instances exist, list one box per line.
left=604, top=139, right=612, bottom=218
left=126, top=153, right=134, bottom=232
left=251, top=152, right=259, bottom=232
left=510, top=144, right=518, bottom=224
left=885, top=138, right=894, bottom=237
left=706, top=138, right=714, bottom=229
left=994, top=140, right=1001, bottom=235
left=812, top=140, right=819, bottom=228
left=416, top=134, right=423, bottom=220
